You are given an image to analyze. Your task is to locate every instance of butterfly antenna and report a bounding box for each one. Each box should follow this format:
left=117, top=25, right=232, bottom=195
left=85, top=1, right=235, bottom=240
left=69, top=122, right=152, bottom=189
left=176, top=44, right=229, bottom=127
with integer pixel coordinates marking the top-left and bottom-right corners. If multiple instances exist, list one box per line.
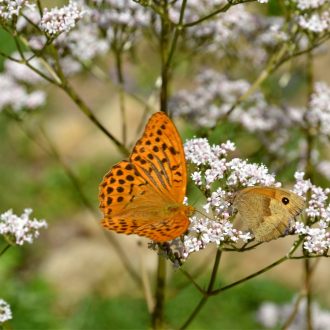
left=191, top=195, right=213, bottom=219
left=192, top=194, right=203, bottom=207
left=195, top=209, right=212, bottom=220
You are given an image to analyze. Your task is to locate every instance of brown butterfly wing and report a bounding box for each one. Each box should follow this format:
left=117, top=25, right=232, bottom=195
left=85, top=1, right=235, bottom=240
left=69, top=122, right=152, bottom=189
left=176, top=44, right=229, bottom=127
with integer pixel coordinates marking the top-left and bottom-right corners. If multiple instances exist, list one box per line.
left=130, top=112, right=187, bottom=203
left=239, top=186, right=304, bottom=218
left=233, top=186, right=304, bottom=242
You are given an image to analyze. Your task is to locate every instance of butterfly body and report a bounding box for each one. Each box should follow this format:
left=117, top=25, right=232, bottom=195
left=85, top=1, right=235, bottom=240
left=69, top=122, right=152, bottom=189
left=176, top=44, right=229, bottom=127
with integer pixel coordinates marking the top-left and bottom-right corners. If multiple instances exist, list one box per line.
left=99, top=112, right=196, bottom=242
left=233, top=186, right=304, bottom=242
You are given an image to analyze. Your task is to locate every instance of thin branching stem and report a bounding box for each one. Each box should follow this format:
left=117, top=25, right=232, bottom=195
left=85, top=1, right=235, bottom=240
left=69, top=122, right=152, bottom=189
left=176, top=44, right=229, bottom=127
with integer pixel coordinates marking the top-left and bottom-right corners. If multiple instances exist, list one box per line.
left=115, top=51, right=127, bottom=146
left=222, top=241, right=263, bottom=252
left=64, top=83, right=129, bottom=156
left=49, top=44, right=66, bottom=85
left=6, top=116, right=140, bottom=287
left=0, top=244, right=11, bottom=257
left=182, top=0, right=257, bottom=28
left=152, top=253, right=166, bottom=329
left=136, top=237, right=155, bottom=314
left=204, top=41, right=289, bottom=136
left=0, top=51, right=24, bottom=63
left=274, top=36, right=330, bottom=71
left=3, top=32, right=128, bottom=155
left=304, top=48, right=315, bottom=330
left=36, top=0, right=43, bottom=17
left=180, top=245, right=222, bottom=329
left=211, top=237, right=304, bottom=296
left=179, top=268, right=206, bottom=295
left=160, top=0, right=170, bottom=115
left=166, top=0, right=187, bottom=68
left=281, top=258, right=319, bottom=330
left=87, top=63, right=157, bottom=113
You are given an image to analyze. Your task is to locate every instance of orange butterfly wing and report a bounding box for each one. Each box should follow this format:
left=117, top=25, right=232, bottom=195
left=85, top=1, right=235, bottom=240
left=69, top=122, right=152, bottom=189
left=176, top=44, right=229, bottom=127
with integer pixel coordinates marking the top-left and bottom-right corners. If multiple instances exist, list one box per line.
left=130, top=112, right=187, bottom=203
left=99, top=112, right=194, bottom=242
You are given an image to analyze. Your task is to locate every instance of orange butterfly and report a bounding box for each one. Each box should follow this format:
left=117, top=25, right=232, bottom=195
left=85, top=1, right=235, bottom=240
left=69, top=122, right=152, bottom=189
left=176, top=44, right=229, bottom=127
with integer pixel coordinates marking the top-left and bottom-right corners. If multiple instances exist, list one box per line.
left=99, top=112, right=196, bottom=242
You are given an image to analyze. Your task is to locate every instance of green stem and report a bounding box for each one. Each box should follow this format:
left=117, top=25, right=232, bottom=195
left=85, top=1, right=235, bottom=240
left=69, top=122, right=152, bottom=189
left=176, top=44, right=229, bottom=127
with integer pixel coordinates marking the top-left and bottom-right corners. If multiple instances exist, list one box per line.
left=64, top=83, right=129, bottom=156
left=166, top=0, right=187, bottom=68
left=39, top=125, right=98, bottom=217
left=182, top=0, right=257, bottom=28
left=180, top=246, right=222, bottom=329
left=49, top=44, right=66, bottom=85
left=179, top=297, right=208, bottom=330
left=305, top=50, right=314, bottom=183
left=87, top=62, right=156, bottom=113
left=179, top=268, right=205, bottom=295
left=213, top=255, right=288, bottom=295
left=36, top=0, right=43, bottom=17
left=274, top=36, right=330, bottom=71
left=281, top=291, right=307, bottom=330
left=115, top=51, right=127, bottom=146
left=290, top=255, right=329, bottom=259
left=222, top=242, right=263, bottom=252
left=305, top=259, right=313, bottom=330
left=152, top=253, right=166, bottom=329
left=0, top=245, right=11, bottom=257
left=211, top=237, right=304, bottom=296
left=7, top=32, right=128, bottom=156
left=149, top=4, right=167, bottom=21
left=3, top=321, right=13, bottom=330
left=204, top=42, right=289, bottom=137
left=15, top=121, right=142, bottom=288
left=305, top=46, right=315, bottom=330
left=137, top=238, right=154, bottom=314
left=160, top=0, right=169, bottom=114
left=207, top=247, right=222, bottom=293
left=0, top=52, right=24, bottom=63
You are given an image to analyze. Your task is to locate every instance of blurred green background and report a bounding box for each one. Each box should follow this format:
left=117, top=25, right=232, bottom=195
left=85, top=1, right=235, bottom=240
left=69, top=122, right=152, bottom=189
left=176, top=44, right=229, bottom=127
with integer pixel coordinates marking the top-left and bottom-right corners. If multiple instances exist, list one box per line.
left=1, top=1, right=330, bottom=329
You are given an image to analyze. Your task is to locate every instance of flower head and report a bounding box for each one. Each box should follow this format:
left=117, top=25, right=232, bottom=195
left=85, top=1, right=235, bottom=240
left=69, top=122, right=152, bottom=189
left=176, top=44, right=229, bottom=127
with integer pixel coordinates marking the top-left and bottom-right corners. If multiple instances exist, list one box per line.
left=0, top=209, right=47, bottom=246
left=0, top=299, right=12, bottom=323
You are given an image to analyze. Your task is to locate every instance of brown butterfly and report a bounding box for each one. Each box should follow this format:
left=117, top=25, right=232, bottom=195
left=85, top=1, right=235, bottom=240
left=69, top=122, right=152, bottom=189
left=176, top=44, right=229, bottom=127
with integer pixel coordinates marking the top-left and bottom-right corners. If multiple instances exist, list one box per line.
left=233, top=186, right=304, bottom=242
left=99, top=112, right=196, bottom=242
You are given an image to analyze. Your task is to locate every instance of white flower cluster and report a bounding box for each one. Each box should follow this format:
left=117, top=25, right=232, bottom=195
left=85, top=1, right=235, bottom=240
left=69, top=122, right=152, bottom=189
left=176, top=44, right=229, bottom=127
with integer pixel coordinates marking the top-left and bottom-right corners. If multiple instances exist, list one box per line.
left=86, top=0, right=151, bottom=50
left=169, top=69, right=302, bottom=132
left=4, top=52, right=44, bottom=84
left=306, top=81, right=330, bottom=136
left=256, top=298, right=330, bottom=329
left=296, top=0, right=326, bottom=10
left=152, top=138, right=284, bottom=268
left=256, top=20, right=288, bottom=46
left=52, top=21, right=109, bottom=76
left=89, top=0, right=150, bottom=28
left=0, top=74, right=45, bottom=113
left=168, top=2, right=259, bottom=54
left=0, top=53, right=46, bottom=113
left=317, top=160, right=330, bottom=180
left=185, top=138, right=279, bottom=192
left=293, top=171, right=330, bottom=255
left=156, top=215, right=252, bottom=269
left=16, top=8, right=41, bottom=31
left=0, top=0, right=35, bottom=22
left=62, top=23, right=109, bottom=62
left=299, top=12, right=330, bottom=33
left=39, top=0, right=85, bottom=34
left=0, top=299, right=12, bottom=323
left=0, top=209, right=47, bottom=246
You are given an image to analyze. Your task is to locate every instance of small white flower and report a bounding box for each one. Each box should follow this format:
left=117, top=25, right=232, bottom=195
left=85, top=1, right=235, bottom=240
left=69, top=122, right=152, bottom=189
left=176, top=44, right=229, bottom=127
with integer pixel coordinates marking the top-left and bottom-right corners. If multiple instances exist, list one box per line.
left=0, top=299, right=12, bottom=322
left=39, top=1, right=85, bottom=34
left=0, top=209, right=47, bottom=246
